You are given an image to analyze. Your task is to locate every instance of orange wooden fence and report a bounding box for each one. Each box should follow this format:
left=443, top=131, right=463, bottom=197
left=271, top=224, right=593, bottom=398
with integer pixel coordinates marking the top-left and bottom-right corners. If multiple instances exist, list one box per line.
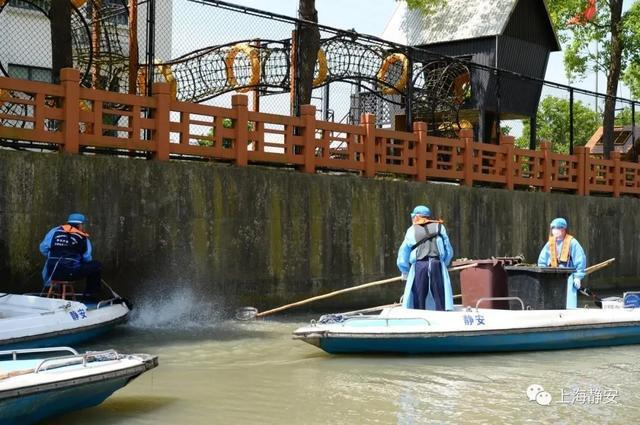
left=1, top=68, right=640, bottom=198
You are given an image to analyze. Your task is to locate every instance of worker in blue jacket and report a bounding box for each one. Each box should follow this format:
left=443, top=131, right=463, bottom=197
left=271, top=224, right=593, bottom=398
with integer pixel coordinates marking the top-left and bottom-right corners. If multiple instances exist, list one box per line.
left=40, top=213, right=102, bottom=299
left=397, top=205, right=454, bottom=311
left=537, top=218, right=587, bottom=309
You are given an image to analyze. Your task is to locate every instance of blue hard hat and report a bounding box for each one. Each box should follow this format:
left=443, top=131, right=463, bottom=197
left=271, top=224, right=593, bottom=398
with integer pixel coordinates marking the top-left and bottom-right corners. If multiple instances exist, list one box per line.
left=411, top=205, right=431, bottom=217
left=550, top=218, right=567, bottom=229
left=67, top=213, right=86, bottom=224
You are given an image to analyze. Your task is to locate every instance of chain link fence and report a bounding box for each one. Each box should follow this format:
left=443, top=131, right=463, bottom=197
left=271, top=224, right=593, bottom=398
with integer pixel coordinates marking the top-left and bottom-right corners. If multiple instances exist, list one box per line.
left=0, top=0, right=638, bottom=158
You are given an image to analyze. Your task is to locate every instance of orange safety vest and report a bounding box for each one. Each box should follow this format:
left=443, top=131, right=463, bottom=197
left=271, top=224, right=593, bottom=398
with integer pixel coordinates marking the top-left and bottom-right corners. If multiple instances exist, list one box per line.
left=60, top=224, right=90, bottom=238
left=549, top=234, right=573, bottom=267
left=413, top=217, right=444, bottom=226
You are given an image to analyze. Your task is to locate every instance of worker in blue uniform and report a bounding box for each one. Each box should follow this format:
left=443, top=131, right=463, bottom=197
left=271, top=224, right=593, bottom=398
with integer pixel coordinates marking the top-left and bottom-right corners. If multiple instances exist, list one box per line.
left=397, top=205, right=454, bottom=311
left=537, top=218, right=587, bottom=309
left=40, top=213, right=102, bottom=299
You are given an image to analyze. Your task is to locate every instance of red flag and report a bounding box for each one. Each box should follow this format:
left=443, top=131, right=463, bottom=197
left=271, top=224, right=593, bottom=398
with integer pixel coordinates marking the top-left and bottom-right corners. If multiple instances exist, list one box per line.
left=568, top=0, right=597, bottom=25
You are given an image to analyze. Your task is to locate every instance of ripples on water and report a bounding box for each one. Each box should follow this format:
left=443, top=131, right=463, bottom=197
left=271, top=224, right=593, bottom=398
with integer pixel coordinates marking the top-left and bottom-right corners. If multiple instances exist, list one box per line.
left=42, top=292, right=640, bottom=425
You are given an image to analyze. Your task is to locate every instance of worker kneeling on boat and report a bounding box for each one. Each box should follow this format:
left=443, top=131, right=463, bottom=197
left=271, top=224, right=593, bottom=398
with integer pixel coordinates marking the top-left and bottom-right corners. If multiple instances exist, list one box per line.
left=537, top=218, right=587, bottom=309
left=397, top=205, right=454, bottom=311
left=39, top=213, right=102, bottom=299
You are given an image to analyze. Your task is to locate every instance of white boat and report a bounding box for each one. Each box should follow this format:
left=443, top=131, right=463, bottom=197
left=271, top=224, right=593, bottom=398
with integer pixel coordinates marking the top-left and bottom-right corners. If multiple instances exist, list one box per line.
left=0, top=293, right=130, bottom=350
left=0, top=346, right=158, bottom=425
left=293, top=297, right=640, bottom=354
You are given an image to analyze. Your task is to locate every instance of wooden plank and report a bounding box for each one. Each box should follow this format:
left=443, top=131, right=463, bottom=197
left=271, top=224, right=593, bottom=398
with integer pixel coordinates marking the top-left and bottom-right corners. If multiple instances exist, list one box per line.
left=78, top=136, right=157, bottom=151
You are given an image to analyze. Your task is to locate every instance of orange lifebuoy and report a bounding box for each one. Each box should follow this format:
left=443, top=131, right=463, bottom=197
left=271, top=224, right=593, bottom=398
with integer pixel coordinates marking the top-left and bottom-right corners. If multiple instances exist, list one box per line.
left=159, top=65, right=178, bottom=99
left=0, top=89, right=8, bottom=107
left=313, top=49, right=328, bottom=87
left=71, top=0, right=87, bottom=8
left=79, top=100, right=91, bottom=111
left=136, top=65, right=178, bottom=99
left=377, top=53, right=408, bottom=95
left=225, top=43, right=261, bottom=93
left=136, top=68, right=148, bottom=95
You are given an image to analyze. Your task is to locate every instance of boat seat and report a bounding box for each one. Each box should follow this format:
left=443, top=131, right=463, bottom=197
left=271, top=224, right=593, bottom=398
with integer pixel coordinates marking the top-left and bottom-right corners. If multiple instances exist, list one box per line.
left=47, top=281, right=77, bottom=301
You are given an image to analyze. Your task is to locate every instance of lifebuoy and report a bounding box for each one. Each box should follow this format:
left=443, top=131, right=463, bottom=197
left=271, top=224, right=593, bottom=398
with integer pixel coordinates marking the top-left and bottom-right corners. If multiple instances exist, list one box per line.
left=377, top=53, right=408, bottom=95
left=136, top=65, right=178, bottom=99
left=71, top=0, right=87, bottom=8
left=136, top=68, right=147, bottom=95
left=159, top=64, right=178, bottom=99
left=225, top=43, right=261, bottom=93
left=0, top=88, right=8, bottom=107
left=313, top=49, right=328, bottom=87
left=79, top=100, right=91, bottom=111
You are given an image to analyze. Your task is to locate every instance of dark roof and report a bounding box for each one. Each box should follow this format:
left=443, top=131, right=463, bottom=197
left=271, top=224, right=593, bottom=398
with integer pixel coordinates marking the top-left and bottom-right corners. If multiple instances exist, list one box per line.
left=382, top=0, right=561, bottom=51
left=586, top=126, right=640, bottom=155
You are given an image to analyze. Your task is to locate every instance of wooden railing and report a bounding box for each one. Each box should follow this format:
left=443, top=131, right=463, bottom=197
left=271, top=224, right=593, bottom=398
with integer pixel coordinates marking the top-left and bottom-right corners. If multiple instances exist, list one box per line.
left=1, top=68, right=640, bottom=198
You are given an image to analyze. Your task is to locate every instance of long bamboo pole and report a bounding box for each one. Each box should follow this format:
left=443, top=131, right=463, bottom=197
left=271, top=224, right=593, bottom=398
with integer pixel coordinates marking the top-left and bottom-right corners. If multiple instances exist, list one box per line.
left=584, top=258, right=615, bottom=275
left=253, top=263, right=479, bottom=318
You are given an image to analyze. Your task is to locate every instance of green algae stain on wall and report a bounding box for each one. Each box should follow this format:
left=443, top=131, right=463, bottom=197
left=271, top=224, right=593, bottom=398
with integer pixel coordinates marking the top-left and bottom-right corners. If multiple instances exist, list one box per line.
left=190, top=174, right=210, bottom=275
left=308, top=184, right=323, bottom=279
left=212, top=175, right=225, bottom=273
left=268, top=186, right=284, bottom=280
left=2, top=150, right=640, bottom=304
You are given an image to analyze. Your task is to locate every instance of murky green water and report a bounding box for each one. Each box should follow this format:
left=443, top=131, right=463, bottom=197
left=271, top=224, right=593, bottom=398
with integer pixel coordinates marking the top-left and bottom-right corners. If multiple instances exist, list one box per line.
left=42, top=295, right=640, bottom=425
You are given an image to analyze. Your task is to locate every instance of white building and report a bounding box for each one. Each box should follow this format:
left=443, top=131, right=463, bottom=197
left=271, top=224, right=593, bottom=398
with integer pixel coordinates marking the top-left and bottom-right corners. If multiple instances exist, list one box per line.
left=0, top=0, right=173, bottom=85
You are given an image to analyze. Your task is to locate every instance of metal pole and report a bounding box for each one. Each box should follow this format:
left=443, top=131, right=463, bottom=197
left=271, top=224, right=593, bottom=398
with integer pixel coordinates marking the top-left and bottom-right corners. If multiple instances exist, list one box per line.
left=569, top=88, right=574, bottom=154
left=595, top=40, right=599, bottom=115
left=145, top=0, right=156, bottom=97
left=288, top=31, right=296, bottom=116
left=495, top=70, right=501, bottom=144
left=252, top=38, right=261, bottom=112
left=633, top=102, right=637, bottom=161
left=405, top=47, right=413, bottom=132
left=529, top=115, right=537, bottom=150
left=294, top=27, right=301, bottom=117
left=323, top=83, right=330, bottom=121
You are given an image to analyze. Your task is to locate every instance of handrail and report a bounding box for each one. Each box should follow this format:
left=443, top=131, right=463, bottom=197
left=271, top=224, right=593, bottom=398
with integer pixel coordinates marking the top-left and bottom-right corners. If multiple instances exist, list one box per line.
left=96, top=298, right=118, bottom=309
left=475, top=297, right=525, bottom=311
left=34, top=349, right=119, bottom=373
left=0, top=347, right=79, bottom=361
left=2, top=70, right=640, bottom=199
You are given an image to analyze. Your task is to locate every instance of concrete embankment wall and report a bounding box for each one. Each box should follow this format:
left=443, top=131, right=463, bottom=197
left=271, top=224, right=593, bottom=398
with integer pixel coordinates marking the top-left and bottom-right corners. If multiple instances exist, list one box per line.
left=1, top=150, right=639, bottom=312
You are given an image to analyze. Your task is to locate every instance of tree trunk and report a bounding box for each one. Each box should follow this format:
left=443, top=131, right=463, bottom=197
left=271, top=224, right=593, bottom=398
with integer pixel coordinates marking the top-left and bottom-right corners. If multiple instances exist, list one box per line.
left=602, top=0, right=624, bottom=159
left=50, top=0, right=73, bottom=84
left=296, top=0, right=320, bottom=112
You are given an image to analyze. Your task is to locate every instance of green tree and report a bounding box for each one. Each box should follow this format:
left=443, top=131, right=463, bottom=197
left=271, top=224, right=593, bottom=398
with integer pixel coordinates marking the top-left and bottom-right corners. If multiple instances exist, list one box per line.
left=404, top=0, right=640, bottom=159
left=515, top=96, right=600, bottom=154
left=400, top=0, right=445, bottom=13
left=623, top=61, right=640, bottom=98
left=199, top=119, right=254, bottom=148
left=546, top=0, right=640, bottom=158
left=614, top=106, right=640, bottom=125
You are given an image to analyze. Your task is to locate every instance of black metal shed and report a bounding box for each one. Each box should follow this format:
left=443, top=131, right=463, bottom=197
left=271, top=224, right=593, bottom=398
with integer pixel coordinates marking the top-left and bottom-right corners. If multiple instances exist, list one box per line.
left=383, top=0, right=561, bottom=144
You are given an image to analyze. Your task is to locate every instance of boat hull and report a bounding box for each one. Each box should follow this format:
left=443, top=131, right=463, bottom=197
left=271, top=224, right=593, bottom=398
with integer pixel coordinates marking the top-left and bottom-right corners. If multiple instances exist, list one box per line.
left=0, top=315, right=128, bottom=351
left=306, top=323, right=640, bottom=354
left=0, top=294, right=129, bottom=350
left=0, top=354, right=158, bottom=425
left=294, top=306, right=640, bottom=354
left=0, top=377, right=131, bottom=425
